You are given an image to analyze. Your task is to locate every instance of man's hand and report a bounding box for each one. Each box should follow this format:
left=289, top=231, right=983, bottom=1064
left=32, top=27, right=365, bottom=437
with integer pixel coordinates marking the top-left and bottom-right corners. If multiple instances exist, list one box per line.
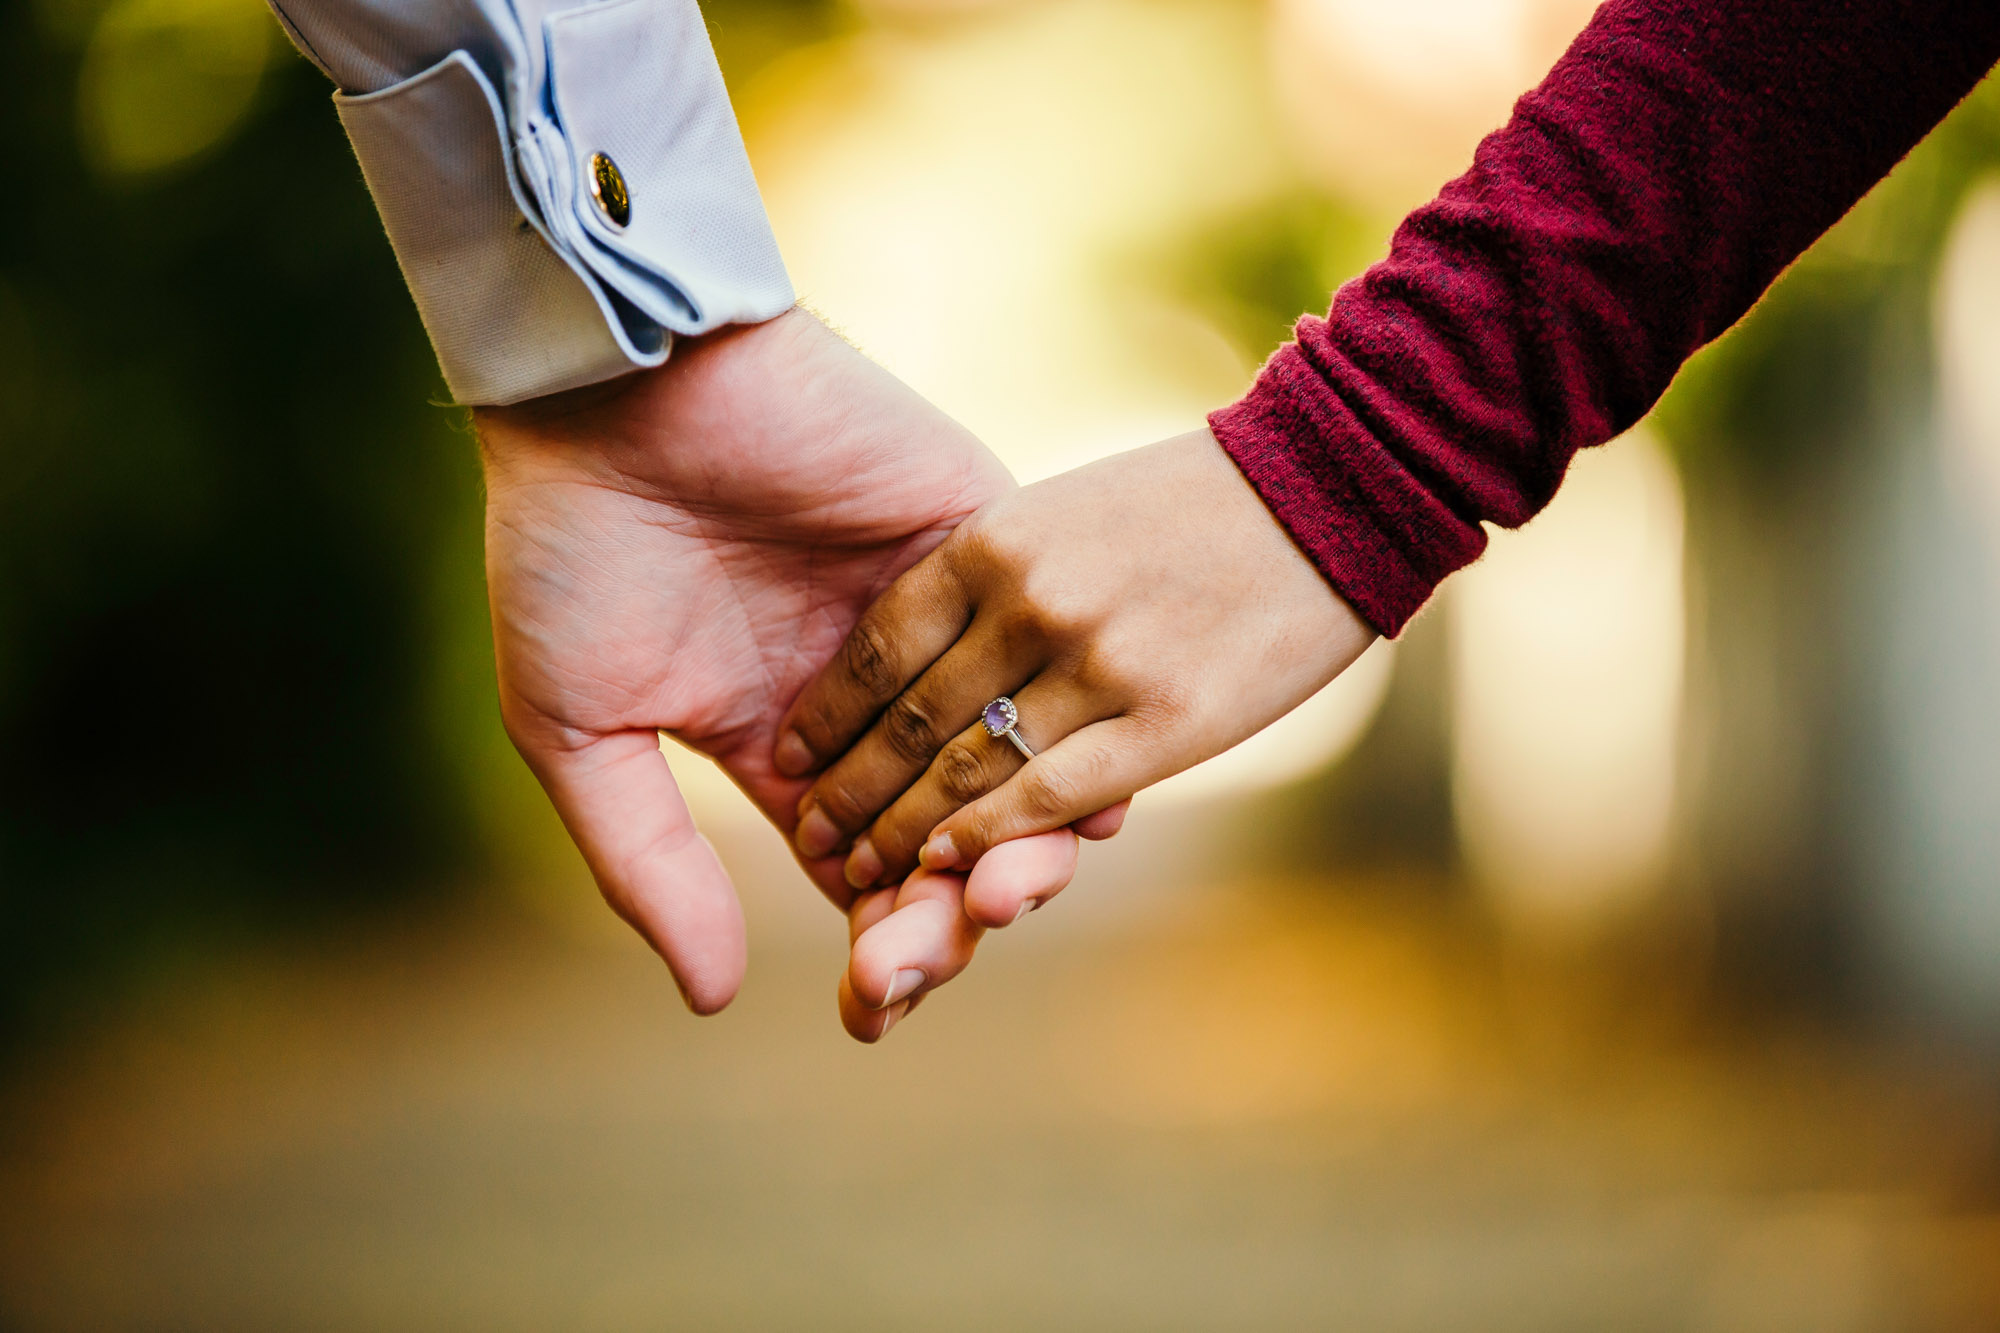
left=476, top=309, right=1086, bottom=1014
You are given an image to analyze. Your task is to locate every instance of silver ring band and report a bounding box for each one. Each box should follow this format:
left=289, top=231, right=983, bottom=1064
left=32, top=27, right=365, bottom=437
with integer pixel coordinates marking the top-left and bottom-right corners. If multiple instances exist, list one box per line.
left=981, top=696, right=1035, bottom=760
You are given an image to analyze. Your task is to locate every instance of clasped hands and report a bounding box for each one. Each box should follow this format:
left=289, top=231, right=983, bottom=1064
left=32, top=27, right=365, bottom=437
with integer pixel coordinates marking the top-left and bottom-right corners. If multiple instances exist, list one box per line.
left=477, top=308, right=1374, bottom=1042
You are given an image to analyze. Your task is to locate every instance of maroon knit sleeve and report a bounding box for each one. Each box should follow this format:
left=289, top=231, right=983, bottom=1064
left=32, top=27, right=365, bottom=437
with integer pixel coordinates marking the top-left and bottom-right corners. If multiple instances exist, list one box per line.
left=1211, top=0, right=2000, bottom=636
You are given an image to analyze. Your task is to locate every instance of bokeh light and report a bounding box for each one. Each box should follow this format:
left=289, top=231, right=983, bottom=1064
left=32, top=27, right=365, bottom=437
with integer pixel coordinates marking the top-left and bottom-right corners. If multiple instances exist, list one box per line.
left=77, top=0, right=278, bottom=178
left=1937, top=173, right=2000, bottom=576
left=1268, top=0, right=1599, bottom=208
left=1450, top=430, right=1686, bottom=927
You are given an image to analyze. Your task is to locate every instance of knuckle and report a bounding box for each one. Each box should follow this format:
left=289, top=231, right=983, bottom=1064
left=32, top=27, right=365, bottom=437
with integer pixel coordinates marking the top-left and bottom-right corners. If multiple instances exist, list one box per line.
left=994, top=600, right=1079, bottom=654
left=989, top=604, right=1041, bottom=654
left=1135, top=674, right=1199, bottom=724
left=946, top=510, right=994, bottom=558
left=880, top=694, right=940, bottom=764
left=1016, top=584, right=1096, bottom=645
left=940, top=524, right=997, bottom=589
left=810, top=777, right=869, bottom=831
left=954, top=508, right=1011, bottom=561
left=933, top=740, right=994, bottom=806
left=841, top=619, right=902, bottom=699
left=1071, top=643, right=1138, bottom=696
left=952, top=513, right=1035, bottom=590
left=1018, top=762, right=1082, bottom=822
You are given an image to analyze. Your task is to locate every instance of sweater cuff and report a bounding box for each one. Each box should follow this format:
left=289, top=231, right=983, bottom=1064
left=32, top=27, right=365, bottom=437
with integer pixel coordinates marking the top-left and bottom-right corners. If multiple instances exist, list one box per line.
left=1208, top=339, right=1488, bottom=637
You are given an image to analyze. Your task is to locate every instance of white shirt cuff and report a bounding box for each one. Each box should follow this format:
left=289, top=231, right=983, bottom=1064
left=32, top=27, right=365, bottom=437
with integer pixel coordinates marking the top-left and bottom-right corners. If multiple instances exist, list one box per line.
left=271, top=0, right=795, bottom=405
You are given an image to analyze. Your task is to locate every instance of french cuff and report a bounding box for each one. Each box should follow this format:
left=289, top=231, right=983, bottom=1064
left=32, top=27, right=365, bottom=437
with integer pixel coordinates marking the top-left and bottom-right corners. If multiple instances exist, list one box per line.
left=332, top=0, right=794, bottom=407
left=538, top=0, right=796, bottom=332
left=337, top=52, right=656, bottom=406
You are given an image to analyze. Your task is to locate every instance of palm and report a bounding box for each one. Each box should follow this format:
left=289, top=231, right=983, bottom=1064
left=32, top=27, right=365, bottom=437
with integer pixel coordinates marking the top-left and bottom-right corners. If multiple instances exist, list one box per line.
left=476, top=311, right=1011, bottom=1009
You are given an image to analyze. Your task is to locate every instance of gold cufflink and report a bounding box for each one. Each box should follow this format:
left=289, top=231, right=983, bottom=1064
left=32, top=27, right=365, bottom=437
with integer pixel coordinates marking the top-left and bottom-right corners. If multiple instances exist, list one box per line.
left=589, top=152, right=630, bottom=229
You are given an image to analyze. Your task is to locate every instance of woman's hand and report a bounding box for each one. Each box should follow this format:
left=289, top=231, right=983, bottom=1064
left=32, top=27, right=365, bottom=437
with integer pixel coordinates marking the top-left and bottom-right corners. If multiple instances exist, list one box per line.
left=775, top=428, right=1379, bottom=896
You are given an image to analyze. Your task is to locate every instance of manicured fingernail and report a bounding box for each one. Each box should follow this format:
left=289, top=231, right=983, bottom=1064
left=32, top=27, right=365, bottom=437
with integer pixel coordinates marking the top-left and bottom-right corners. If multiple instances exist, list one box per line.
left=1010, top=899, right=1038, bottom=925
left=878, top=999, right=909, bottom=1039
left=882, top=968, right=926, bottom=1007
left=844, top=836, right=883, bottom=889
left=796, top=806, right=841, bottom=858
left=918, top=832, right=958, bottom=870
left=774, top=730, right=814, bottom=777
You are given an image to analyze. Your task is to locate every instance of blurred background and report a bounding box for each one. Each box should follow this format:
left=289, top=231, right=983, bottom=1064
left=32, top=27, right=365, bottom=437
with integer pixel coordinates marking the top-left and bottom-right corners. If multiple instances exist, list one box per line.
left=4, top=0, right=2000, bottom=1326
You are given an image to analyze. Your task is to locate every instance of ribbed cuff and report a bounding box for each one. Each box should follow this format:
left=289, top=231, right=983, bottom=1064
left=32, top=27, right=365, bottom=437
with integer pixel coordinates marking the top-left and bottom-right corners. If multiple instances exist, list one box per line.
left=1208, top=338, right=1488, bottom=637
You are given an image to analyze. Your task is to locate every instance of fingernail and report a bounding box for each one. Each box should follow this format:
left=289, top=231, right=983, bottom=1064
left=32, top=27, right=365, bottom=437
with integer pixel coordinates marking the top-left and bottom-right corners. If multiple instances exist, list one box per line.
left=918, top=832, right=958, bottom=870
left=1010, top=899, right=1038, bottom=925
left=796, top=806, right=841, bottom=859
left=774, top=730, right=814, bottom=777
left=882, top=968, right=926, bottom=1007
left=878, top=999, right=909, bottom=1040
left=844, top=836, right=883, bottom=890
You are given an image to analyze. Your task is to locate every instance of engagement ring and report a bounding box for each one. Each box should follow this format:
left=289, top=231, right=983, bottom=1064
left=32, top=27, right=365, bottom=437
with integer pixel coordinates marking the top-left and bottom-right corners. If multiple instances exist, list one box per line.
left=981, top=696, right=1035, bottom=760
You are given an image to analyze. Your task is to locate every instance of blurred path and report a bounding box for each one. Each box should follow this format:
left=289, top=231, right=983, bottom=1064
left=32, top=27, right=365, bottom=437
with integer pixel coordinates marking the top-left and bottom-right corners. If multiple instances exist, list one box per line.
left=2, top=855, right=1997, bottom=1331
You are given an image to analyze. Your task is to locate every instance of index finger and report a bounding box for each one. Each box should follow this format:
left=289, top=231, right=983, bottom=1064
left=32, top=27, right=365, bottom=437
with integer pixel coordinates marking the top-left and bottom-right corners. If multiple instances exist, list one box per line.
left=774, top=544, right=972, bottom=779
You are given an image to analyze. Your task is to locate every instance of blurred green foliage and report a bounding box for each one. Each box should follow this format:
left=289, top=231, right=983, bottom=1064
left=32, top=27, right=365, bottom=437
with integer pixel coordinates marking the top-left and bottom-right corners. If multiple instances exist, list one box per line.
left=1154, top=188, right=1386, bottom=364
left=0, top=1, right=482, bottom=1039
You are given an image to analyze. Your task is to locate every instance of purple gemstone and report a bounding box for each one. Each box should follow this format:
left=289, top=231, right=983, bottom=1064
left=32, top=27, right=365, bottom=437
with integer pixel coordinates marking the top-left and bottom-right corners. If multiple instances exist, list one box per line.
left=982, top=698, right=1015, bottom=736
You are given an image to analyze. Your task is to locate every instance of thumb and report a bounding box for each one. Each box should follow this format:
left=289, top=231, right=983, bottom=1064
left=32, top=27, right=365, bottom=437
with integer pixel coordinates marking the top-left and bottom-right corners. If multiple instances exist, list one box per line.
left=525, top=727, right=746, bottom=1014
